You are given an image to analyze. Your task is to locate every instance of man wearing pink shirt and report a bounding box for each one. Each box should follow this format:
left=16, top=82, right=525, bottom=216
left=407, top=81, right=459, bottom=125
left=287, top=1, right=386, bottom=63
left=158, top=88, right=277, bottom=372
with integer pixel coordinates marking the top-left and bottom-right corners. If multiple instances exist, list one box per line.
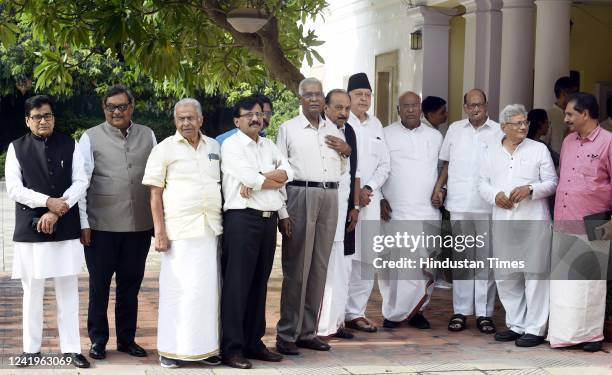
left=549, top=92, right=612, bottom=352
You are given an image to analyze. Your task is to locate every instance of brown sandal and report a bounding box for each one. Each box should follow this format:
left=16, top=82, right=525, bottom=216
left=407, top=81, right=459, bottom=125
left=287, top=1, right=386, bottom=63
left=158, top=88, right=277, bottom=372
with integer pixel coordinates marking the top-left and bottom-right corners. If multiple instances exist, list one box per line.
left=345, top=317, right=377, bottom=332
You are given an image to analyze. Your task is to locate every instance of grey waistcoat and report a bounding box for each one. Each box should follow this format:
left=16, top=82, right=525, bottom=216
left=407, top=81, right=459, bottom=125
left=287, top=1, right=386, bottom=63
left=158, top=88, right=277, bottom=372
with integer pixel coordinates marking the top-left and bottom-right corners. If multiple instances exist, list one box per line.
left=85, top=122, right=154, bottom=232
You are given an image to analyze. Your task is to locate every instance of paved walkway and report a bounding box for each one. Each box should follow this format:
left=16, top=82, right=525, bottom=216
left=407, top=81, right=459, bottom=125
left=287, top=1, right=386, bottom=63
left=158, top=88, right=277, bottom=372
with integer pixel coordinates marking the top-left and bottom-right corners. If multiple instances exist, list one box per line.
left=0, top=183, right=611, bottom=374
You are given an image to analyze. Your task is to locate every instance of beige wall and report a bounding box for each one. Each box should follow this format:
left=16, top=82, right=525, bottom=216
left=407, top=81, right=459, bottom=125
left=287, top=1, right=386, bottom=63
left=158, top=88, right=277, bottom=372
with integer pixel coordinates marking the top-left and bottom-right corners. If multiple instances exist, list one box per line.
left=570, top=4, right=612, bottom=97
left=448, top=15, right=466, bottom=123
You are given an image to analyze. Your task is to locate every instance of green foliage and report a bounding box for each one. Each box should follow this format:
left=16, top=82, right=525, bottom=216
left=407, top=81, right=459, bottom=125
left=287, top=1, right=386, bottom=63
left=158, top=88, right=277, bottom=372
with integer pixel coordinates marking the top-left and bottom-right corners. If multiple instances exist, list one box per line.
left=0, top=0, right=328, bottom=96
left=0, top=150, right=5, bottom=178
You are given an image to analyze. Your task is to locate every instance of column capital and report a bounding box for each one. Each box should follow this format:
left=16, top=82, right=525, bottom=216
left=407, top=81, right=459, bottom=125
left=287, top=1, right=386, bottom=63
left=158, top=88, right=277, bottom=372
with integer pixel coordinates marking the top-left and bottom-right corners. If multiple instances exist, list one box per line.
left=502, top=0, right=534, bottom=9
left=460, top=0, right=503, bottom=14
left=406, top=6, right=453, bottom=27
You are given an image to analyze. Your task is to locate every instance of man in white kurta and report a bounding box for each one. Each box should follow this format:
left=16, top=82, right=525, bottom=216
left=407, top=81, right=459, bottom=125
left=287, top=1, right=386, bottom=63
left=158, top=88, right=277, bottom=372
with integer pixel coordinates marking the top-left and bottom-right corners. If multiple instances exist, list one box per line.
left=317, top=89, right=360, bottom=338
left=432, top=89, right=502, bottom=334
left=479, top=104, right=558, bottom=347
left=142, top=99, right=222, bottom=368
left=380, top=92, right=443, bottom=329
left=6, top=95, right=90, bottom=368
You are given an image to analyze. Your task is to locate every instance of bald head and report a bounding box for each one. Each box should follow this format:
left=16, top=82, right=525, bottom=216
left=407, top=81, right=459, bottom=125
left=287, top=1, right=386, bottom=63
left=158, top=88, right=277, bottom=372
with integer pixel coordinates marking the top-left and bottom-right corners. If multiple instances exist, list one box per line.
left=463, top=88, right=488, bottom=126
left=397, top=91, right=422, bottom=129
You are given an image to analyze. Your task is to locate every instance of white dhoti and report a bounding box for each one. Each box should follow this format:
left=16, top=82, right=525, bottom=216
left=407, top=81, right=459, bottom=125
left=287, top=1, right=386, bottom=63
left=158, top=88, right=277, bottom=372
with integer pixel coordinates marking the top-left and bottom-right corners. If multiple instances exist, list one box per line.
left=12, top=239, right=84, bottom=354
left=548, top=231, right=609, bottom=347
left=318, top=168, right=352, bottom=335
left=450, top=212, right=496, bottom=317
left=157, top=227, right=220, bottom=360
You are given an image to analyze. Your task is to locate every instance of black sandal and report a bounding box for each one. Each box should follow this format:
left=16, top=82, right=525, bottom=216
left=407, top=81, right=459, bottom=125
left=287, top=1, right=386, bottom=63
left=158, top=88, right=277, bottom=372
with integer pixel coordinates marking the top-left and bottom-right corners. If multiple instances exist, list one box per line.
left=448, top=314, right=466, bottom=332
left=476, top=316, right=496, bottom=334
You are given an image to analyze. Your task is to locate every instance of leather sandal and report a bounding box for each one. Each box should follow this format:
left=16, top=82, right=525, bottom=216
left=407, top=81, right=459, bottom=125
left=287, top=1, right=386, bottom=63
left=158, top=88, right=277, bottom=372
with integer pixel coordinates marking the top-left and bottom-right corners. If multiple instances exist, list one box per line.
left=476, top=316, right=496, bottom=334
left=345, top=317, right=377, bottom=332
left=448, top=314, right=466, bottom=332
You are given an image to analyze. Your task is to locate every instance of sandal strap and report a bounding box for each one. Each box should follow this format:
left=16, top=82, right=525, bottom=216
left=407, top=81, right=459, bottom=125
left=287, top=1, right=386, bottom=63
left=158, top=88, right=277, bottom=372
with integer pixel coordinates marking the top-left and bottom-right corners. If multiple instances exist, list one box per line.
left=450, top=314, right=466, bottom=322
left=476, top=317, right=493, bottom=325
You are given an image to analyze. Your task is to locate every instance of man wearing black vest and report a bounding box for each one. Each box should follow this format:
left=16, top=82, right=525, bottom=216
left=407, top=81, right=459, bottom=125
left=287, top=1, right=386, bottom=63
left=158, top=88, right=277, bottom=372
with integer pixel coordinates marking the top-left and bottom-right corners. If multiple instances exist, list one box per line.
left=5, top=95, right=90, bottom=368
left=78, top=85, right=156, bottom=360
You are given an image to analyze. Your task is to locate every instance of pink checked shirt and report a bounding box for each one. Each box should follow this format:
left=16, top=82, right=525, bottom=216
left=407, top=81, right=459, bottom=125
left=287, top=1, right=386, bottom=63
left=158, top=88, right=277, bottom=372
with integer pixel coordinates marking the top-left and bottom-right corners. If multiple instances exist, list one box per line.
left=554, top=126, right=612, bottom=233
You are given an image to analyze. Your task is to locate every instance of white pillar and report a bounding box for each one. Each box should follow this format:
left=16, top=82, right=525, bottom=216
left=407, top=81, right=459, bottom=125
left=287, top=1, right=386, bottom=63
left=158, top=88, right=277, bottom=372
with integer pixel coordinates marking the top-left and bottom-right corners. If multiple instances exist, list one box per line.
left=533, top=0, right=571, bottom=109
left=499, top=0, right=535, bottom=112
left=408, top=7, right=452, bottom=101
left=461, top=0, right=503, bottom=120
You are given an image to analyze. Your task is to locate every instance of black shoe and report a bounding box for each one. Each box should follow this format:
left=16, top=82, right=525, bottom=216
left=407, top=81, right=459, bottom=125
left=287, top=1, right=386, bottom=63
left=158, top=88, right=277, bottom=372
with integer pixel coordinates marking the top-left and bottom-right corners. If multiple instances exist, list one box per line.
left=89, top=343, right=106, bottom=360
left=160, top=355, right=180, bottom=368
left=515, top=334, right=545, bottom=347
left=494, top=330, right=522, bottom=342
left=13, top=352, right=41, bottom=367
left=407, top=313, right=431, bottom=329
left=332, top=328, right=354, bottom=339
left=222, top=355, right=252, bottom=369
left=245, top=347, right=283, bottom=362
left=64, top=353, right=91, bottom=368
left=117, top=341, right=148, bottom=357
left=296, top=337, right=330, bottom=351
left=199, top=355, right=221, bottom=365
left=276, top=338, right=300, bottom=355
left=582, top=340, right=603, bottom=352
left=383, top=319, right=401, bottom=329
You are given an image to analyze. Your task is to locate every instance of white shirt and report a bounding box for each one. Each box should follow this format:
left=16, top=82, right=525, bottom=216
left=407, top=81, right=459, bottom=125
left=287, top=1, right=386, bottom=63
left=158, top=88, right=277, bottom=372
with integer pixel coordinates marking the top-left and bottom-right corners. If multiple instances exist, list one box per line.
left=221, top=130, right=294, bottom=212
left=439, top=117, right=502, bottom=213
left=6, top=138, right=88, bottom=279
left=348, top=111, right=390, bottom=191
left=276, top=113, right=345, bottom=182
left=142, top=132, right=223, bottom=240
left=479, top=137, right=558, bottom=220
left=77, top=125, right=157, bottom=228
left=382, top=122, right=443, bottom=220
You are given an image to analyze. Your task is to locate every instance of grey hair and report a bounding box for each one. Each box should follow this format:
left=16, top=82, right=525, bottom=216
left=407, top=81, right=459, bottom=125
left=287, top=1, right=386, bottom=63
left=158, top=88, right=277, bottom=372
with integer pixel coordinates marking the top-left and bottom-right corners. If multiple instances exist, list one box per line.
left=499, top=104, right=527, bottom=124
left=298, top=77, right=323, bottom=96
left=173, top=98, right=203, bottom=119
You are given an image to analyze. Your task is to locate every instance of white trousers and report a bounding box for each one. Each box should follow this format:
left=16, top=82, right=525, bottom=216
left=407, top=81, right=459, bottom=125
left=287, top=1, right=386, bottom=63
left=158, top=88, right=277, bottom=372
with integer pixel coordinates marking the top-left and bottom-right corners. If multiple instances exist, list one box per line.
left=496, top=277, right=549, bottom=336
left=450, top=212, right=496, bottom=317
left=317, top=242, right=352, bottom=336
left=22, top=275, right=81, bottom=353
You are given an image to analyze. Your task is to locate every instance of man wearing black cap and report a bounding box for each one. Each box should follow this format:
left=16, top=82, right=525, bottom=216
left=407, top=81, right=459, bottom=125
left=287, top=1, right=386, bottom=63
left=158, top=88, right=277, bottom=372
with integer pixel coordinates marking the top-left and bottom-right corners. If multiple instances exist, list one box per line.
left=344, top=72, right=391, bottom=333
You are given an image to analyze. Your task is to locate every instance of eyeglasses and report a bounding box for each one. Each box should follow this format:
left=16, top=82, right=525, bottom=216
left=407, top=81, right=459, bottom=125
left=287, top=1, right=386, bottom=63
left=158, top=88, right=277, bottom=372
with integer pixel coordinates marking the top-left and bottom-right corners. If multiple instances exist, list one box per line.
left=399, top=103, right=421, bottom=110
left=465, top=103, right=485, bottom=110
left=239, top=112, right=265, bottom=119
left=177, top=116, right=197, bottom=124
left=505, top=120, right=530, bottom=127
left=28, top=113, right=54, bottom=122
left=104, top=103, right=130, bottom=113
left=301, top=92, right=323, bottom=99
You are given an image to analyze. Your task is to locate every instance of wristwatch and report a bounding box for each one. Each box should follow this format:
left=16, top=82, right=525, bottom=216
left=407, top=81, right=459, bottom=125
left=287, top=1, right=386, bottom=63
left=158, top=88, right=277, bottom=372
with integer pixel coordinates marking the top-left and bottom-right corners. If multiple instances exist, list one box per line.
left=363, top=185, right=373, bottom=192
left=353, top=205, right=361, bottom=211
left=528, top=185, right=534, bottom=196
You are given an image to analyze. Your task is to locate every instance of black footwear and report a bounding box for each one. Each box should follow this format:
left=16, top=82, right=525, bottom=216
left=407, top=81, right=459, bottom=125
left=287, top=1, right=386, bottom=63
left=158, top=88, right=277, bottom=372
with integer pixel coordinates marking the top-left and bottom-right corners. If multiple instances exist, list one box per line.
left=222, top=355, right=252, bottom=369
left=448, top=314, right=467, bottom=332
left=245, top=347, right=283, bottom=362
left=476, top=316, right=497, bottom=334
left=64, top=353, right=91, bottom=368
left=199, top=355, right=221, bottom=365
left=13, top=352, right=41, bottom=367
left=494, top=330, right=522, bottom=342
left=89, top=343, right=106, bottom=360
left=296, top=337, right=330, bottom=351
left=582, top=340, right=603, bottom=352
left=160, top=355, right=180, bottom=368
left=276, top=338, right=300, bottom=355
left=117, top=341, right=148, bottom=357
left=408, top=313, right=431, bottom=329
left=383, top=319, right=401, bottom=329
left=332, top=327, right=354, bottom=339
left=515, top=334, right=545, bottom=347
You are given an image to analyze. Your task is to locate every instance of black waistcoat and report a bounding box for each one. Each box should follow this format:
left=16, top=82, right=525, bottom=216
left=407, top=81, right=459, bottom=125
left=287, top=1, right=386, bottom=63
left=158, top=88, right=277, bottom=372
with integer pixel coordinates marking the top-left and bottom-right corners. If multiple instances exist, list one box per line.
left=12, top=131, right=81, bottom=242
left=343, top=123, right=358, bottom=255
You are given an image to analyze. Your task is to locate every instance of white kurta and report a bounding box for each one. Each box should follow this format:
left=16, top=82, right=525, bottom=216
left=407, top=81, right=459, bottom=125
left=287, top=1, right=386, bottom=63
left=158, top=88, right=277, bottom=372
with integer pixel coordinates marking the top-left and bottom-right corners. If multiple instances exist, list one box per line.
left=5, top=143, right=88, bottom=279
left=479, top=137, right=558, bottom=336
left=379, top=122, right=442, bottom=321
left=157, top=227, right=220, bottom=360
left=318, top=155, right=351, bottom=336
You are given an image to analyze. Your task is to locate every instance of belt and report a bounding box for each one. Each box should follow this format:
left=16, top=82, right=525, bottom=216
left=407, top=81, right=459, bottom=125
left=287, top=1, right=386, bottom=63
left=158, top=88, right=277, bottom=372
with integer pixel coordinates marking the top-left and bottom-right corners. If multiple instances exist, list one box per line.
left=288, top=180, right=339, bottom=189
left=241, top=207, right=276, bottom=218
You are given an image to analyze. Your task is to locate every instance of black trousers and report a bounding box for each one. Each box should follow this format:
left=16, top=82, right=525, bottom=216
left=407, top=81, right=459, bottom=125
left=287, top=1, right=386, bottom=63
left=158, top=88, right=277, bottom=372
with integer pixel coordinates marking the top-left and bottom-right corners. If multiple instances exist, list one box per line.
left=220, top=210, right=277, bottom=358
left=84, top=230, right=151, bottom=346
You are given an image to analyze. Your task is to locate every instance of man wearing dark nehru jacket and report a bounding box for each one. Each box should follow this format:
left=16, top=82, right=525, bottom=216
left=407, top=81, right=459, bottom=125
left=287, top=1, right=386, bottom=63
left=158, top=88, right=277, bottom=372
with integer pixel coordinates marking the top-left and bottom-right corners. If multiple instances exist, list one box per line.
left=79, top=84, right=157, bottom=360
